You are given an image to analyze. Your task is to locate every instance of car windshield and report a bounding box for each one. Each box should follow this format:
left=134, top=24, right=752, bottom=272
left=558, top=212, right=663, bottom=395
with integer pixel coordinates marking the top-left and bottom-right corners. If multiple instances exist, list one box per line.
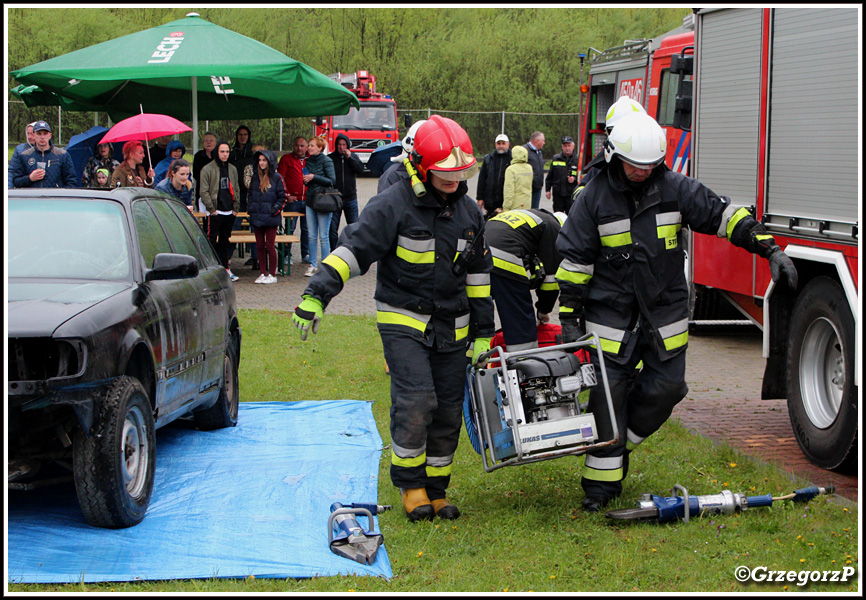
left=332, top=103, right=397, bottom=131
left=8, top=198, right=131, bottom=280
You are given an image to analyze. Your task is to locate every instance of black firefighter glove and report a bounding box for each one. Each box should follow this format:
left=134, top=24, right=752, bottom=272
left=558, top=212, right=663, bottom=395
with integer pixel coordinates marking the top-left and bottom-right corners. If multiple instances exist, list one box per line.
left=768, top=248, right=798, bottom=290
left=736, top=219, right=799, bottom=291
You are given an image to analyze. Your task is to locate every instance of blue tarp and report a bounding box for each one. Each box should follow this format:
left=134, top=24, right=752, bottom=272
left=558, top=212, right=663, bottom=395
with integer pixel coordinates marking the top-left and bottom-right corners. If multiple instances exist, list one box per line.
left=7, top=401, right=392, bottom=583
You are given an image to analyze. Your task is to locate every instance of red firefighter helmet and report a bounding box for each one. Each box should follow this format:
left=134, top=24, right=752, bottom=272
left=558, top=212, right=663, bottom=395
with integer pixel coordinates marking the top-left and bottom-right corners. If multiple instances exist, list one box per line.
left=410, top=115, right=479, bottom=182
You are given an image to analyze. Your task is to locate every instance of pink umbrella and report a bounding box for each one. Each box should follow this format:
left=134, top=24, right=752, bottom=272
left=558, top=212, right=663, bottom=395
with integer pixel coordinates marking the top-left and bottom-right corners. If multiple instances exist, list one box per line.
left=100, top=110, right=192, bottom=173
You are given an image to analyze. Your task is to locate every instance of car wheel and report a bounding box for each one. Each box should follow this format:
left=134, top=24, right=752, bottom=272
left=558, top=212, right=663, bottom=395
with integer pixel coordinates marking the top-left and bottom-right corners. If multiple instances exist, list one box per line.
left=194, top=339, right=239, bottom=431
left=787, top=277, right=857, bottom=472
left=73, top=376, right=156, bottom=528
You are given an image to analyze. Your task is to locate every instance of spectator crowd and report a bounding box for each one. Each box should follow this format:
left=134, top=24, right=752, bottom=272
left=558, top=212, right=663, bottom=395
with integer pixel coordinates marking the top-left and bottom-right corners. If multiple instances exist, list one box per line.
left=8, top=118, right=571, bottom=285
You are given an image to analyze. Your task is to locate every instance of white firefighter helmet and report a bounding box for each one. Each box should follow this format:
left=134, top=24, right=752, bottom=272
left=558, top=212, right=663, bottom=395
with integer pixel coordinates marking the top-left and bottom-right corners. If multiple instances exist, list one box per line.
left=605, top=96, right=647, bottom=133
left=402, top=119, right=427, bottom=153
left=604, top=111, right=667, bottom=168
left=554, top=212, right=568, bottom=226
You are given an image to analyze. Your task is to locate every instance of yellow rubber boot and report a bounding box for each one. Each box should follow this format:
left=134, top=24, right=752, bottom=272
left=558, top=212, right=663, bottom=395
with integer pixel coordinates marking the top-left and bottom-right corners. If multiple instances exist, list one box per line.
left=431, top=498, right=460, bottom=520
left=400, top=488, right=435, bottom=522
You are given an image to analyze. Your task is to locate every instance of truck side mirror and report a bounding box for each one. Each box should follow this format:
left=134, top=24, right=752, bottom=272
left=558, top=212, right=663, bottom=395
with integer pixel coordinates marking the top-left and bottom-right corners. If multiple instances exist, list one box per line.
left=673, top=79, right=693, bottom=131
left=670, top=53, right=694, bottom=76
left=404, top=113, right=413, bottom=128
left=672, top=49, right=694, bottom=131
left=315, top=116, right=323, bottom=127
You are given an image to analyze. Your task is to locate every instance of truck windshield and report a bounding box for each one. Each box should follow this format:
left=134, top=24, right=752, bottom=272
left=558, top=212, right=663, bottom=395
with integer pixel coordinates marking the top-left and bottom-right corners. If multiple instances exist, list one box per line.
left=333, top=103, right=397, bottom=131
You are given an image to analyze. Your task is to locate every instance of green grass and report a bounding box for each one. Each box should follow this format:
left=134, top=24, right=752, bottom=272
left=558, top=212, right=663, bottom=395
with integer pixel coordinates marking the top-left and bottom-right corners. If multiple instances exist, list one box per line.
left=9, top=309, right=859, bottom=593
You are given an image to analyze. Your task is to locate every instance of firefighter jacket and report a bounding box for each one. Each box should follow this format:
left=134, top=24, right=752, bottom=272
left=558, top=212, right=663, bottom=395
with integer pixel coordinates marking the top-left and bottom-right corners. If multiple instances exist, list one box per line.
left=304, top=177, right=495, bottom=352
left=545, top=151, right=580, bottom=198
left=502, top=145, right=534, bottom=211
left=377, top=160, right=407, bottom=193
left=572, top=149, right=605, bottom=203
left=555, top=160, right=777, bottom=363
left=485, top=209, right=563, bottom=314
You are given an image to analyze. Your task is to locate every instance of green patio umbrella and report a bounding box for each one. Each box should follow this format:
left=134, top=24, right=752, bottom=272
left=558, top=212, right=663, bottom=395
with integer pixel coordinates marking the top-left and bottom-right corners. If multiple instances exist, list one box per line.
left=10, top=12, right=359, bottom=151
left=11, top=84, right=104, bottom=112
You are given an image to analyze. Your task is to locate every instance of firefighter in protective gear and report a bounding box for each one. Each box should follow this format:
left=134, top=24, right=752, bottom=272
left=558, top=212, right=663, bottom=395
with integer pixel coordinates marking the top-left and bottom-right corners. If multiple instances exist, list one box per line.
left=294, top=115, right=494, bottom=522
left=555, top=112, right=798, bottom=512
left=574, top=96, right=649, bottom=201
left=486, top=209, right=566, bottom=351
left=545, top=136, right=581, bottom=213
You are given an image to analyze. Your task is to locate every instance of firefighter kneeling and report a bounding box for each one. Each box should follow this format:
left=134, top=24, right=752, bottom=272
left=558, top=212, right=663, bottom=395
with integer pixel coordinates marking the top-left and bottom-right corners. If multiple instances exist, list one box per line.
left=293, top=115, right=494, bottom=521
left=555, top=112, right=798, bottom=512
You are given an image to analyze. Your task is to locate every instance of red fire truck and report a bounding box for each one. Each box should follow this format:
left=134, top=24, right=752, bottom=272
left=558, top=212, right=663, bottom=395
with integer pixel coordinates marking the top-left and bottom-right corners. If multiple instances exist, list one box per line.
left=578, top=16, right=695, bottom=175
left=578, top=8, right=859, bottom=472
left=314, top=70, right=399, bottom=170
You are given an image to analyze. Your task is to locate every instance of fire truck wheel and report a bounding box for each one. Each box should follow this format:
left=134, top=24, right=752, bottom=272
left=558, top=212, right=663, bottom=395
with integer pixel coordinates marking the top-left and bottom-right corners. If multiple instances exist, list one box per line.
left=786, top=276, right=857, bottom=472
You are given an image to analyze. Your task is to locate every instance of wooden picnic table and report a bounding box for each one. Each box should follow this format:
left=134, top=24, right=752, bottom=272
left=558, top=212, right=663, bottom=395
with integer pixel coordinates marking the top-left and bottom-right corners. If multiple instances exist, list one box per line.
left=193, top=212, right=304, bottom=275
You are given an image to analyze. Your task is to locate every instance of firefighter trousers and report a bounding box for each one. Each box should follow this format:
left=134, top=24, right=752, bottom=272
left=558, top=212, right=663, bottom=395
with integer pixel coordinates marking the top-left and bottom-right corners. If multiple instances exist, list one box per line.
left=581, top=324, right=689, bottom=500
left=381, top=330, right=467, bottom=500
left=490, top=274, right=539, bottom=351
left=552, top=193, right=574, bottom=215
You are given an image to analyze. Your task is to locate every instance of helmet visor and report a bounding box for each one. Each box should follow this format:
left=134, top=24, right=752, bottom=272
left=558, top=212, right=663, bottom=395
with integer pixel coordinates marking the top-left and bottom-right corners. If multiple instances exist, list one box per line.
left=429, top=162, right=480, bottom=181
left=620, top=156, right=664, bottom=170
left=428, top=146, right=479, bottom=181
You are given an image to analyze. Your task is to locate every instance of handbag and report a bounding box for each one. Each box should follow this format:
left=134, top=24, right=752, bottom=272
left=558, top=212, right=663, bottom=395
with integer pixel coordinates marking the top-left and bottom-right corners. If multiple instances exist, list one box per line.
left=307, top=187, right=343, bottom=213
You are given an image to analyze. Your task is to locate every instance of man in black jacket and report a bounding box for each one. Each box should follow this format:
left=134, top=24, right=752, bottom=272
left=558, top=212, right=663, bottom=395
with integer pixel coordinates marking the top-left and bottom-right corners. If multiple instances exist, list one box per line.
left=523, top=131, right=546, bottom=209
left=327, top=133, right=365, bottom=250
left=475, top=133, right=512, bottom=218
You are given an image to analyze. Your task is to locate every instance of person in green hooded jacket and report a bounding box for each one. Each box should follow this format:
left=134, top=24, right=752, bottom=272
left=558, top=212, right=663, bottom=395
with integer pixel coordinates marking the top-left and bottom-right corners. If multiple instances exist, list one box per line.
left=502, top=144, right=534, bottom=211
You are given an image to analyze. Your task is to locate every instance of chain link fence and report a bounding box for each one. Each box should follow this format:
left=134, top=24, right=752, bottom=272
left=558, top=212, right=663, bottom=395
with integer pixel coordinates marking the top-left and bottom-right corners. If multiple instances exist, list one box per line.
left=8, top=101, right=586, bottom=162
left=397, top=109, right=585, bottom=161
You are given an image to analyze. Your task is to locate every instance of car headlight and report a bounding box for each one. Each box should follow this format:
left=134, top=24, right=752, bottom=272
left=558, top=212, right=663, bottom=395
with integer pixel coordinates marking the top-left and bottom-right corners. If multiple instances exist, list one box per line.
left=8, top=338, right=87, bottom=385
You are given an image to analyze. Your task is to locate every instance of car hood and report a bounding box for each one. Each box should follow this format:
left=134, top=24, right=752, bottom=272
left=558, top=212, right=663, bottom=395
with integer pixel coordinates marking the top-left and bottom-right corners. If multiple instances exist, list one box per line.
left=7, top=280, right=131, bottom=337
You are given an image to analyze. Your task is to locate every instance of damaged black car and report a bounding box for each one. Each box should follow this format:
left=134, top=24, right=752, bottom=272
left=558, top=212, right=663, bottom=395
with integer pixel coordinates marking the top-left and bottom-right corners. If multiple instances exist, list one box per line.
left=7, top=188, right=241, bottom=528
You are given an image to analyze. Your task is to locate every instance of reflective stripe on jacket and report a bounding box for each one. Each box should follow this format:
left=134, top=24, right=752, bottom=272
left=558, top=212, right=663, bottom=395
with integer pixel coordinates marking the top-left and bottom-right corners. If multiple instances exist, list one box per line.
left=545, top=151, right=580, bottom=198
left=555, top=161, right=769, bottom=362
left=306, top=177, right=494, bottom=351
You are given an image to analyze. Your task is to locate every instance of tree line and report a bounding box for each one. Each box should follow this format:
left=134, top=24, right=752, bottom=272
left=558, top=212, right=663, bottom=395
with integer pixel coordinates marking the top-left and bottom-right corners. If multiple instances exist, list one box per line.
left=7, top=7, right=690, bottom=157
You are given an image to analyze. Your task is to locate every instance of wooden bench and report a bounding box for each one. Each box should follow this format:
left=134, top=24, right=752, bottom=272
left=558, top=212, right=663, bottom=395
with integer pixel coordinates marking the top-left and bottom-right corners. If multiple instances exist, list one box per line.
left=193, top=211, right=305, bottom=220
left=228, top=234, right=301, bottom=276
left=194, top=212, right=304, bottom=276
left=228, top=234, right=300, bottom=245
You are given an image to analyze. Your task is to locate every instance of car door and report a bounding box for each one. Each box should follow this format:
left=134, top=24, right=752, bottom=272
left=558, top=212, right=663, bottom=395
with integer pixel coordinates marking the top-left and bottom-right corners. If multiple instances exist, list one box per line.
left=168, top=201, right=230, bottom=402
left=132, top=199, right=203, bottom=418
